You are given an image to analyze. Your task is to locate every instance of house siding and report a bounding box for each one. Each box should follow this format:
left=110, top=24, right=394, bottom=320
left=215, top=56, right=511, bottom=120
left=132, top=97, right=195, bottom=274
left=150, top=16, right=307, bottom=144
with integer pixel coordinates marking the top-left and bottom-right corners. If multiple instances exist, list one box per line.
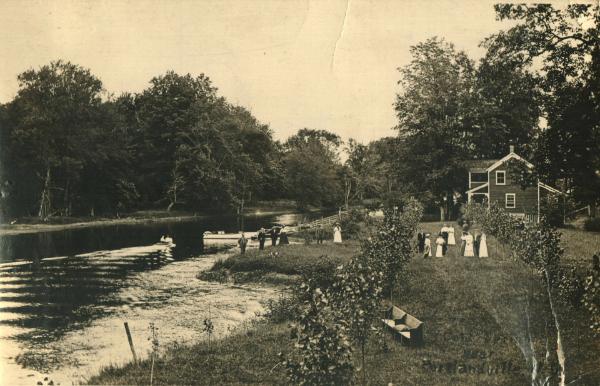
left=488, top=165, right=537, bottom=214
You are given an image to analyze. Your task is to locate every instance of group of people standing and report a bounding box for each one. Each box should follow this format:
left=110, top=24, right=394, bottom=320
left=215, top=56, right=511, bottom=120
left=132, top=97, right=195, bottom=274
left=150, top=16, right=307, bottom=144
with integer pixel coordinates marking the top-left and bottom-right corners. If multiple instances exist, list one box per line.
left=256, top=226, right=289, bottom=250
left=238, top=222, right=343, bottom=255
left=237, top=226, right=290, bottom=255
left=417, top=223, right=488, bottom=258
left=458, top=229, right=488, bottom=258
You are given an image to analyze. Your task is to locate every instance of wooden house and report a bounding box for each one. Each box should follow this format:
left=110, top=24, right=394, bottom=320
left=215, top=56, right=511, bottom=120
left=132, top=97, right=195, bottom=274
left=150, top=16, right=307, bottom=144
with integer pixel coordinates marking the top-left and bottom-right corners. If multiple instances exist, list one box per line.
left=465, top=146, right=562, bottom=222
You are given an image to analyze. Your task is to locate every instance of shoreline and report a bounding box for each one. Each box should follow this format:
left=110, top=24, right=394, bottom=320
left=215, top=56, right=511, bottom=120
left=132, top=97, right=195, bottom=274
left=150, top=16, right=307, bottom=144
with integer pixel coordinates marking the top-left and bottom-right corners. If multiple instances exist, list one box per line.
left=0, top=208, right=317, bottom=236
left=2, top=245, right=284, bottom=385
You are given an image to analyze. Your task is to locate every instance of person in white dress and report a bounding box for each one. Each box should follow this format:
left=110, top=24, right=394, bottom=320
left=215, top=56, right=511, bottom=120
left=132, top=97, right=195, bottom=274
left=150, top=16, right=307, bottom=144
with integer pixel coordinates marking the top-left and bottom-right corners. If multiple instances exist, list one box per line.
left=447, top=226, right=456, bottom=246
left=479, top=232, right=488, bottom=258
left=423, top=234, right=431, bottom=258
left=333, top=224, right=342, bottom=244
left=461, top=232, right=475, bottom=257
left=435, top=233, right=445, bottom=257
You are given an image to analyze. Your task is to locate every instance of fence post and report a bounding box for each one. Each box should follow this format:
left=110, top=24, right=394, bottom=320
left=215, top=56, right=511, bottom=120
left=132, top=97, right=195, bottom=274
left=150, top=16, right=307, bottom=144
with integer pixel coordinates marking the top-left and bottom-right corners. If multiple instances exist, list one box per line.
left=124, top=322, right=138, bottom=364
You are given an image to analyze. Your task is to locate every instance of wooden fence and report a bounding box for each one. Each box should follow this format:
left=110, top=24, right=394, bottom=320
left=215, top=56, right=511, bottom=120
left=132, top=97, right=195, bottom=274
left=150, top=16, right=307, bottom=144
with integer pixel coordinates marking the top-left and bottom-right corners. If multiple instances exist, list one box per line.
left=296, top=211, right=348, bottom=230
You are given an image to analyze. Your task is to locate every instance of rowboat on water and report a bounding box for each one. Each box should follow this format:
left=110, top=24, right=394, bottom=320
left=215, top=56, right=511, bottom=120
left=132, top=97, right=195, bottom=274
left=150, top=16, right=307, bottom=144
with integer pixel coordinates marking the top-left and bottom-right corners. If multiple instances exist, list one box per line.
left=158, top=235, right=176, bottom=247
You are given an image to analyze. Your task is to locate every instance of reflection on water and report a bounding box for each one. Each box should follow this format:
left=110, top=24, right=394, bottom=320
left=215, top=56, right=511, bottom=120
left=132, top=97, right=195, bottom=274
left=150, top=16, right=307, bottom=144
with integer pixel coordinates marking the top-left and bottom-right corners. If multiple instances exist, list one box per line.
left=0, top=211, right=327, bottom=263
left=0, top=244, right=180, bottom=344
left=0, top=212, right=322, bottom=385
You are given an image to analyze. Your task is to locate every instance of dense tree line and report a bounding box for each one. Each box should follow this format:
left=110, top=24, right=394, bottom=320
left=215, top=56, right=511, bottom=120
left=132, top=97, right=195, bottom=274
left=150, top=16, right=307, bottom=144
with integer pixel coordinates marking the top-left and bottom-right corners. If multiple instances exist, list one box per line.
left=0, top=63, right=288, bottom=220
left=392, top=4, right=599, bottom=218
left=0, top=62, right=394, bottom=221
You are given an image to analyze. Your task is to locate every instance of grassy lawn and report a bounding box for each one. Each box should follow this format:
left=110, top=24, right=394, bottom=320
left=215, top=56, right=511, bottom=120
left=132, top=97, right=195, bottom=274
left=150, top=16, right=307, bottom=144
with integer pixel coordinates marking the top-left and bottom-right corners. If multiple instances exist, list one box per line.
left=559, top=227, right=600, bottom=267
left=198, top=242, right=359, bottom=284
left=88, top=223, right=600, bottom=385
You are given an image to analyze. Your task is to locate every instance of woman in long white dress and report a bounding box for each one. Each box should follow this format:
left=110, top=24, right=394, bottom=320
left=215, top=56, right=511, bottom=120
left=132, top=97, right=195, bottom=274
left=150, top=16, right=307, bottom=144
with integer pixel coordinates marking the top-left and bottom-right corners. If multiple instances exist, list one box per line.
left=478, top=232, right=488, bottom=258
left=333, top=224, right=342, bottom=244
left=462, top=232, right=475, bottom=257
left=435, top=234, right=445, bottom=257
left=447, top=226, right=456, bottom=246
left=423, top=236, right=431, bottom=258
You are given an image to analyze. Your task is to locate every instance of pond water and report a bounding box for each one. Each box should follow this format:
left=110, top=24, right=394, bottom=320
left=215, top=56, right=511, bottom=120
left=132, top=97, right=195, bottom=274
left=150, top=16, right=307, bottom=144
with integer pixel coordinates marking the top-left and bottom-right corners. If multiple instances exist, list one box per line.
left=0, top=212, right=322, bottom=385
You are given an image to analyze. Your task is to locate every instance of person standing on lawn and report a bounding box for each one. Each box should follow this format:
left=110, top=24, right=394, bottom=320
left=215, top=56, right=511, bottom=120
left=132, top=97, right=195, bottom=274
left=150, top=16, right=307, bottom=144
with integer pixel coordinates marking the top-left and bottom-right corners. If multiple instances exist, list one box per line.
left=441, top=224, right=449, bottom=255
left=333, top=223, right=342, bottom=244
left=423, top=234, right=431, bottom=259
left=426, top=233, right=434, bottom=258
left=315, top=225, right=324, bottom=244
left=479, top=232, right=488, bottom=258
left=462, top=231, right=475, bottom=257
left=435, top=233, right=446, bottom=257
left=270, top=227, right=279, bottom=246
left=447, top=225, right=456, bottom=246
left=417, top=232, right=424, bottom=253
left=279, top=226, right=289, bottom=245
left=257, top=228, right=266, bottom=250
left=238, top=233, right=248, bottom=255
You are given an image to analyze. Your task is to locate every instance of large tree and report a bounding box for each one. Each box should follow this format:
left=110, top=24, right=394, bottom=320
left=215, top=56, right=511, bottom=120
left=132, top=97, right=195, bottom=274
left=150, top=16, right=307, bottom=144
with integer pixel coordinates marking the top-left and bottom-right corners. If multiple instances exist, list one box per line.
left=484, top=3, right=600, bottom=214
left=134, top=71, right=218, bottom=207
left=394, top=37, right=475, bottom=219
left=4, top=61, right=105, bottom=219
left=283, top=129, right=343, bottom=209
left=342, top=138, right=391, bottom=209
left=470, top=52, right=542, bottom=158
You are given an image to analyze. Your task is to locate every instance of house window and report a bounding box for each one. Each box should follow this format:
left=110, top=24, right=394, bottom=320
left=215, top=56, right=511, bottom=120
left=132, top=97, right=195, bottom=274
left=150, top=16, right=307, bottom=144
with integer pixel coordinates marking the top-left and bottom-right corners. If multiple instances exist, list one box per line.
left=505, top=193, right=516, bottom=209
left=496, top=170, right=506, bottom=185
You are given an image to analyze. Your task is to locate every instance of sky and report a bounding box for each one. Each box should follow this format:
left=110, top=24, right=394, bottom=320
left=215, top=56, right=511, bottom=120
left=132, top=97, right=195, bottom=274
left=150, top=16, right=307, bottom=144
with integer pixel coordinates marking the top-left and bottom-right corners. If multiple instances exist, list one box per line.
left=0, top=0, right=571, bottom=143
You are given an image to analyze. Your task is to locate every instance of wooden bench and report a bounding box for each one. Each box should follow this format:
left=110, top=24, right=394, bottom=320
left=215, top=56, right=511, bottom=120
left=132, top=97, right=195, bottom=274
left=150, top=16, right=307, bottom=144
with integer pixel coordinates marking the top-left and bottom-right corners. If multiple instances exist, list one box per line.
left=381, top=306, right=424, bottom=346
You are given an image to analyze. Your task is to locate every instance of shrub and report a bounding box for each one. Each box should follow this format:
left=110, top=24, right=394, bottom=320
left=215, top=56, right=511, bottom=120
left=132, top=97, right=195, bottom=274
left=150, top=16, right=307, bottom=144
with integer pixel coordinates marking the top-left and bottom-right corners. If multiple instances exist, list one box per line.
left=340, top=209, right=365, bottom=240
left=364, top=200, right=423, bottom=299
left=197, top=269, right=228, bottom=283
left=582, top=254, right=600, bottom=335
left=557, top=266, right=585, bottom=307
left=540, top=195, right=565, bottom=227
left=210, top=258, right=233, bottom=271
left=298, top=259, right=338, bottom=290
left=263, top=293, right=300, bottom=323
left=330, top=252, right=383, bottom=383
left=584, top=217, right=600, bottom=232
left=281, top=281, right=354, bottom=386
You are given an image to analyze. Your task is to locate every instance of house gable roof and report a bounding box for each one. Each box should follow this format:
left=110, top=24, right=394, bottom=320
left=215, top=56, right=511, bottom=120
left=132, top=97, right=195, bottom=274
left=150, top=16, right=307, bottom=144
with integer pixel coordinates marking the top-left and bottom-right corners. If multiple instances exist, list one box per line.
left=486, top=152, right=534, bottom=172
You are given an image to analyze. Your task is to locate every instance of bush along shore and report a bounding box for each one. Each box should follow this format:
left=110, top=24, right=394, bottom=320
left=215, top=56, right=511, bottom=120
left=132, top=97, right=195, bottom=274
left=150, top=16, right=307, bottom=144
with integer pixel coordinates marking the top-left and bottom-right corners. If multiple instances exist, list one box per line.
left=88, top=201, right=600, bottom=386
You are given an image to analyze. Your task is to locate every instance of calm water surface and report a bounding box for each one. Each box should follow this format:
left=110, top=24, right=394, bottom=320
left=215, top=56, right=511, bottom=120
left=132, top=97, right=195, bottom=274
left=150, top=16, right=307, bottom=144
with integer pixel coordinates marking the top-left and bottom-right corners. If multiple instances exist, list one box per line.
left=0, top=212, right=321, bottom=385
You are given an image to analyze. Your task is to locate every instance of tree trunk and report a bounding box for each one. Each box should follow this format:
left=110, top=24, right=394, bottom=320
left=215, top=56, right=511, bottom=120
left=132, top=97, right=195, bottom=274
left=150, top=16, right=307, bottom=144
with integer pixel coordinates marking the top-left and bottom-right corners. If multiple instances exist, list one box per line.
left=344, top=179, right=351, bottom=211
left=38, top=166, right=52, bottom=220
left=590, top=202, right=597, bottom=218
left=544, top=270, right=566, bottom=386
left=439, top=205, right=445, bottom=222
left=361, top=343, right=366, bottom=386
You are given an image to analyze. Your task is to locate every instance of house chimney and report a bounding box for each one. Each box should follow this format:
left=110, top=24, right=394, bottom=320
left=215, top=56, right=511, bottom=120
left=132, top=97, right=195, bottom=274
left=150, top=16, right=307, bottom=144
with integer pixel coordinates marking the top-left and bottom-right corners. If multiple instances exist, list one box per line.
left=509, top=145, right=515, bottom=153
